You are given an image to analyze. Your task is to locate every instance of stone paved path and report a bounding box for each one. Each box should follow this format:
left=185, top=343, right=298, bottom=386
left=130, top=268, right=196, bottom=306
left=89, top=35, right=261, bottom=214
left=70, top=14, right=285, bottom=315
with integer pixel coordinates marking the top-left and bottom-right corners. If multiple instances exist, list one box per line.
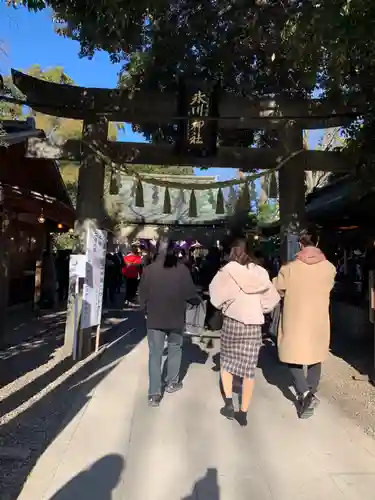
left=16, top=335, right=375, bottom=500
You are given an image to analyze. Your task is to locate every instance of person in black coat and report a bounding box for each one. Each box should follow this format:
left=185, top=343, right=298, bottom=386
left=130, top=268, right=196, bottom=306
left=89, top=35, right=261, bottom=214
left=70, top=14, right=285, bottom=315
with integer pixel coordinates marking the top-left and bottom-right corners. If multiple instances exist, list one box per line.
left=200, top=247, right=221, bottom=290
left=139, top=243, right=200, bottom=407
left=104, top=253, right=118, bottom=305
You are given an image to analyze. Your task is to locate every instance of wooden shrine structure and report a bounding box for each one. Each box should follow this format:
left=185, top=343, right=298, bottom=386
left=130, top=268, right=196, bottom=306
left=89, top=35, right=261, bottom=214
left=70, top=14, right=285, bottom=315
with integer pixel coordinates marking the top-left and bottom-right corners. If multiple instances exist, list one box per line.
left=0, top=118, right=75, bottom=338
left=4, top=69, right=365, bottom=357
left=109, top=172, right=231, bottom=246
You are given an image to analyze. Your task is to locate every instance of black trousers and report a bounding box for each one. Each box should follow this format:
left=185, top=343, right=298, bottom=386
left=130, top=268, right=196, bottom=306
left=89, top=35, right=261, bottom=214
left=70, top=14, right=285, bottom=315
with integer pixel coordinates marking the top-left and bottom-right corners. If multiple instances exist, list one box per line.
left=57, top=280, right=69, bottom=302
left=104, top=281, right=116, bottom=304
left=125, top=278, right=139, bottom=302
left=288, top=362, right=322, bottom=395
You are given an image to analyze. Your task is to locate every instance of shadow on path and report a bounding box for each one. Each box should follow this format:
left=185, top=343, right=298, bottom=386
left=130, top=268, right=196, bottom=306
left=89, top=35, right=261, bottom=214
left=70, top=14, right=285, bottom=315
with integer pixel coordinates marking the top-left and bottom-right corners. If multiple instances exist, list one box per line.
left=330, top=325, right=373, bottom=379
left=0, top=313, right=67, bottom=388
left=47, top=454, right=124, bottom=500
left=0, top=311, right=146, bottom=500
left=182, top=468, right=220, bottom=500
left=0, top=310, right=131, bottom=420
left=160, top=337, right=209, bottom=385
left=210, top=350, right=240, bottom=400
left=179, top=338, right=209, bottom=382
left=257, top=340, right=295, bottom=404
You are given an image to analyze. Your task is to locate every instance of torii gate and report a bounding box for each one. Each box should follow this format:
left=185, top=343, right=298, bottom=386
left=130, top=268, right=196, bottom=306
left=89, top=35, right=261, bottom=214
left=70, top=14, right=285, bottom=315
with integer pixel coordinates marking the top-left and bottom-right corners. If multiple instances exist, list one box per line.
left=8, top=69, right=363, bottom=357
left=10, top=69, right=361, bottom=259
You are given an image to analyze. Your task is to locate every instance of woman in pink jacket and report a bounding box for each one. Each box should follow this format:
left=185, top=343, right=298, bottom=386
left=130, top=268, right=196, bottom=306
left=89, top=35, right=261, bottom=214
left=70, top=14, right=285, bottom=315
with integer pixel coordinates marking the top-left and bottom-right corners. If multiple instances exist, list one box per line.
left=209, top=239, right=280, bottom=426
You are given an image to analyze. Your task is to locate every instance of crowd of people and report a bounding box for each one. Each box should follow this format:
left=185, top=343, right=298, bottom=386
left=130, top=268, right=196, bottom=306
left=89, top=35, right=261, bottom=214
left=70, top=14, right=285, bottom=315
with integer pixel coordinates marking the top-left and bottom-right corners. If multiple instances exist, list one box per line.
left=137, top=229, right=336, bottom=427
left=55, top=231, right=336, bottom=427
left=49, top=245, right=150, bottom=308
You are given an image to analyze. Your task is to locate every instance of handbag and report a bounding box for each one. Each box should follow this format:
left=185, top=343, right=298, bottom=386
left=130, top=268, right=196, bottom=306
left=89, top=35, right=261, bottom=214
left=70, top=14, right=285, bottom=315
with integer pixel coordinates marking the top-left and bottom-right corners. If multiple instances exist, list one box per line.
left=205, top=300, right=223, bottom=331
left=269, top=300, right=282, bottom=339
left=185, top=300, right=207, bottom=336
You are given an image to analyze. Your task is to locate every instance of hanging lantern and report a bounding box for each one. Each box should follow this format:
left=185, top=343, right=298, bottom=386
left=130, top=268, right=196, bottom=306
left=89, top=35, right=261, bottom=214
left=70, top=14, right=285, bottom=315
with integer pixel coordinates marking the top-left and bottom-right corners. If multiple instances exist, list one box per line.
left=188, top=190, right=198, bottom=217
left=216, top=188, right=225, bottom=214
left=163, top=187, right=172, bottom=214
left=37, top=208, right=45, bottom=224
left=134, top=179, right=144, bottom=207
left=237, top=182, right=250, bottom=211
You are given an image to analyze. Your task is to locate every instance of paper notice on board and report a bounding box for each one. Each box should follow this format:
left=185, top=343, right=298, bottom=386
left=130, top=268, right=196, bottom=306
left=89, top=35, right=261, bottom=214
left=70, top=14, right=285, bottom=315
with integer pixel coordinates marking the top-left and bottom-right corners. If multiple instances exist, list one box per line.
left=81, top=228, right=107, bottom=329
left=69, top=254, right=86, bottom=280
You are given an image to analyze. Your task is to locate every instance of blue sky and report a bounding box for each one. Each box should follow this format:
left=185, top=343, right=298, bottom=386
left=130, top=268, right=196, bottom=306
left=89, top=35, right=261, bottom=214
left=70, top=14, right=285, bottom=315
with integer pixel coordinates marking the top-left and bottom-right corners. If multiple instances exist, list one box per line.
left=0, top=4, right=323, bottom=181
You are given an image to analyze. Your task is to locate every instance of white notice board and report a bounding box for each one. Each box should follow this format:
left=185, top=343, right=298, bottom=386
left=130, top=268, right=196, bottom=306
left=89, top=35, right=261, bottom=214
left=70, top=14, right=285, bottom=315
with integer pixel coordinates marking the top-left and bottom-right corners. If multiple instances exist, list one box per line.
left=81, top=228, right=107, bottom=329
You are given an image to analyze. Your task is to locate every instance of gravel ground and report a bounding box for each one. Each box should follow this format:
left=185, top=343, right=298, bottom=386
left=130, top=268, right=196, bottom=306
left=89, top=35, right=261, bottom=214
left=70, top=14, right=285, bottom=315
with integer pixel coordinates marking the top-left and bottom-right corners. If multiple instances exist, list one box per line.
left=0, top=306, right=144, bottom=500
left=258, top=335, right=375, bottom=442
left=1, top=310, right=375, bottom=499
left=320, top=352, right=375, bottom=439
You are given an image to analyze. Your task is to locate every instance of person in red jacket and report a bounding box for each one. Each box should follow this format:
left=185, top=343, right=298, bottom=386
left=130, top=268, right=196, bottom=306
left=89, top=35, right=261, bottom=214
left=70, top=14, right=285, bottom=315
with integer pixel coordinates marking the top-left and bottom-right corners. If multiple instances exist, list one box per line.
left=123, top=245, right=142, bottom=304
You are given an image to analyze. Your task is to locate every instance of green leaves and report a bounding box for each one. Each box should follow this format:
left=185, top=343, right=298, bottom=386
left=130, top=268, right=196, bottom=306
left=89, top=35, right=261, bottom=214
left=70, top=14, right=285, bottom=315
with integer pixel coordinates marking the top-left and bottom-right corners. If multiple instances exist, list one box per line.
left=12, top=0, right=375, bottom=172
left=11, top=1, right=47, bottom=10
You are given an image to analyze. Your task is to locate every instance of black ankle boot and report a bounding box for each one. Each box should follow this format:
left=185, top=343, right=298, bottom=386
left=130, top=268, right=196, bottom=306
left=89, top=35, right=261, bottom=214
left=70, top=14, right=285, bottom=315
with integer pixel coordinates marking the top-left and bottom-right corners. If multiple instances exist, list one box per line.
left=236, top=410, right=248, bottom=427
left=220, top=398, right=235, bottom=420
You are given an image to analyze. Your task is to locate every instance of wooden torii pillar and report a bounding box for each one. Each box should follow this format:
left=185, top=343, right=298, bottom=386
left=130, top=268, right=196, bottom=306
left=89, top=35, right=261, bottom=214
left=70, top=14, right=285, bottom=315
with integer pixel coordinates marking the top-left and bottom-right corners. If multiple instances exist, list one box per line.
left=278, top=122, right=305, bottom=263
left=63, top=115, right=108, bottom=358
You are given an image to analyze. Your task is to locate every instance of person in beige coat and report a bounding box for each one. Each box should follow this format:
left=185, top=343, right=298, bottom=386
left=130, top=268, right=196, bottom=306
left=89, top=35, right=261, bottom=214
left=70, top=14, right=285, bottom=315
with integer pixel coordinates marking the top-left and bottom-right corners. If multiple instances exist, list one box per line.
left=273, top=229, right=336, bottom=419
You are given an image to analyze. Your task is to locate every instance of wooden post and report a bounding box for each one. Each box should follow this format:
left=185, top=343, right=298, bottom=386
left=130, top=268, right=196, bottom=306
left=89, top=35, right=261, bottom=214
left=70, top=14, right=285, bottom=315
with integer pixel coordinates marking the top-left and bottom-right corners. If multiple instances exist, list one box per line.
left=368, top=270, right=375, bottom=385
left=278, top=122, right=305, bottom=263
left=33, top=228, right=47, bottom=313
left=0, top=186, right=9, bottom=341
left=95, top=323, right=101, bottom=353
left=63, top=115, right=108, bottom=358
left=369, top=270, right=374, bottom=324
left=33, top=259, right=42, bottom=313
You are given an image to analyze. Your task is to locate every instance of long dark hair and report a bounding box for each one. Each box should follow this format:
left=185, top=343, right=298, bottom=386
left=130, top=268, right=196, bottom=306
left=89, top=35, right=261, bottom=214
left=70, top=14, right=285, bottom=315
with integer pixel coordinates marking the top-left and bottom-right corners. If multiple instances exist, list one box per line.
left=229, top=239, right=258, bottom=266
left=163, top=242, right=178, bottom=268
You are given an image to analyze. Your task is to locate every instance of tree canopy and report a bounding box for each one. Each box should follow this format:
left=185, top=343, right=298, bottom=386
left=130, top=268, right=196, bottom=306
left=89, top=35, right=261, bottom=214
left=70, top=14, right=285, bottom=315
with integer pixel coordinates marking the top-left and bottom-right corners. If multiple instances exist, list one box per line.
left=15, top=1, right=374, bottom=98
left=12, top=0, right=375, bottom=168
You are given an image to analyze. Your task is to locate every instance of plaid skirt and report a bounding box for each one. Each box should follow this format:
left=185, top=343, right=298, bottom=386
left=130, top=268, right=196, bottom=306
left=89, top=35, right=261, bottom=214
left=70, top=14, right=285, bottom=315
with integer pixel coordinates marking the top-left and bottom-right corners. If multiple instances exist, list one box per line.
left=221, top=317, right=262, bottom=379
